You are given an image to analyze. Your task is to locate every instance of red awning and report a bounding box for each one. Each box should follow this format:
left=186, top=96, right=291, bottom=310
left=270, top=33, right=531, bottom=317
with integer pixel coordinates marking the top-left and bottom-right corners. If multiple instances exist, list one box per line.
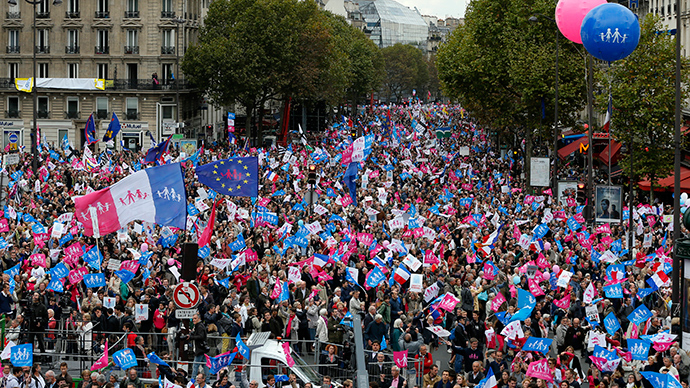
left=597, top=140, right=622, bottom=163
left=558, top=136, right=588, bottom=160
left=638, top=166, right=690, bottom=191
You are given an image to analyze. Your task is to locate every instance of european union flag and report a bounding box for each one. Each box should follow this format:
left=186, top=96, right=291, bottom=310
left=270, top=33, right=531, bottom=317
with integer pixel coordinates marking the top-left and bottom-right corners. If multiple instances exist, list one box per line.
left=196, top=157, right=258, bottom=197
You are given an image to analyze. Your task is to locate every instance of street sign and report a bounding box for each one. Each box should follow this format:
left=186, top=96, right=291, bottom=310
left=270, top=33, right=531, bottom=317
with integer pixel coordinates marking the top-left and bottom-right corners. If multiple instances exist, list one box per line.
left=4, top=154, right=19, bottom=166
left=175, top=309, right=198, bottom=319
left=173, top=282, right=200, bottom=309
left=8, top=132, right=18, bottom=151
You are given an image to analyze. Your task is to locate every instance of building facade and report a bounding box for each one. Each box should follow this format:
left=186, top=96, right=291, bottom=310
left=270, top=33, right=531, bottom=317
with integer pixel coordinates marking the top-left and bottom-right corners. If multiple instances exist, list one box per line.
left=0, top=0, right=202, bottom=152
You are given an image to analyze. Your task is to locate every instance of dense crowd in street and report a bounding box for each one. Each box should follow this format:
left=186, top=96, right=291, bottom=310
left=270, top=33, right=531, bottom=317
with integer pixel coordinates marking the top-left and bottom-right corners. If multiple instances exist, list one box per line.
left=0, top=102, right=684, bottom=388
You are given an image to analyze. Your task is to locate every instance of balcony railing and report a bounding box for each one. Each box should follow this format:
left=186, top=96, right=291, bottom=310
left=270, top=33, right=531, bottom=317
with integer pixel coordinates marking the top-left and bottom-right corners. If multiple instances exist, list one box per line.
left=6, top=46, right=19, bottom=54
left=0, top=78, right=191, bottom=91
left=35, top=45, right=50, bottom=54
left=95, top=11, right=109, bottom=18
left=65, top=45, right=79, bottom=54
left=161, top=46, right=175, bottom=55
left=36, top=11, right=50, bottom=18
left=124, top=45, right=139, bottom=54
left=65, top=111, right=80, bottom=119
left=161, top=11, right=175, bottom=18
left=5, top=110, right=20, bottom=119
left=125, top=111, right=140, bottom=120
left=37, top=110, right=50, bottom=119
left=65, top=11, right=80, bottom=18
left=6, top=12, right=20, bottom=19
left=124, top=10, right=139, bottom=18
left=96, top=110, right=109, bottom=119
left=95, top=46, right=109, bottom=54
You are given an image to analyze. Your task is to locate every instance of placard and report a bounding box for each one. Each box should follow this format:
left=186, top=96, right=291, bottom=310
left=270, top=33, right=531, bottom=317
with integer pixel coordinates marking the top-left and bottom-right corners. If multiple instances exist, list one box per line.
left=595, top=185, right=623, bottom=224
left=107, top=259, right=121, bottom=270
left=409, top=274, right=423, bottom=293
left=530, top=157, right=550, bottom=187
left=557, top=181, right=579, bottom=206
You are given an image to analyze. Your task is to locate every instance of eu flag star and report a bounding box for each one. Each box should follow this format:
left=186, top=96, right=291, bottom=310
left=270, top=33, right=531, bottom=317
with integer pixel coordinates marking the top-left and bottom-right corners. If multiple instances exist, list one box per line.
left=196, top=157, right=258, bottom=197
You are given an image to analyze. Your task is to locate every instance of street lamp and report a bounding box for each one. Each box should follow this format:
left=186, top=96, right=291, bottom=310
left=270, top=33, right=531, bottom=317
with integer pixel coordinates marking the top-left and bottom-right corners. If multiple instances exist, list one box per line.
left=174, top=17, right=185, bottom=124
left=529, top=14, right=559, bottom=191
left=8, top=0, right=62, bottom=172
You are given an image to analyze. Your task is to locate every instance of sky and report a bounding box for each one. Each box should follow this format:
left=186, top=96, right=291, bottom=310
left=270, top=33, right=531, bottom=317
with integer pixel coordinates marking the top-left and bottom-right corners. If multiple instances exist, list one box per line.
left=396, top=0, right=467, bottom=19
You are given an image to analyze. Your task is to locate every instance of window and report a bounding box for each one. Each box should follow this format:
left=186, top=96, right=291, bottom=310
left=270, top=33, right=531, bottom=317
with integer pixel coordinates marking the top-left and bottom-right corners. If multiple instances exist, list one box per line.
left=162, top=105, right=174, bottom=120
left=96, top=30, right=109, bottom=54
left=58, top=129, right=68, bottom=145
left=96, top=0, right=109, bottom=17
left=96, top=97, right=108, bottom=119
left=36, top=0, right=49, bottom=17
left=161, top=0, right=174, bottom=17
left=97, top=64, right=108, bottom=79
left=125, top=0, right=139, bottom=17
left=37, top=97, right=49, bottom=119
left=66, top=97, right=79, bottom=119
left=8, top=63, right=18, bottom=80
left=66, top=0, right=79, bottom=17
left=126, top=97, right=138, bottom=120
left=7, top=30, right=19, bottom=53
left=68, top=63, right=79, bottom=78
left=36, top=29, right=49, bottom=53
left=162, top=30, right=174, bottom=54
left=38, top=63, right=49, bottom=78
left=66, top=29, right=79, bottom=54
left=125, top=30, right=139, bottom=54
left=7, top=1, right=19, bottom=18
left=6, top=97, right=19, bottom=118
left=162, top=63, right=173, bottom=83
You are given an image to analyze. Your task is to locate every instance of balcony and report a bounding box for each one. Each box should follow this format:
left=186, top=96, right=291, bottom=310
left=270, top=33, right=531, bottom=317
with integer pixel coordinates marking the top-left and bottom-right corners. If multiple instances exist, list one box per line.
left=95, top=11, right=109, bottom=18
left=124, top=45, right=139, bottom=54
left=37, top=110, right=50, bottom=119
left=124, top=10, right=139, bottom=18
left=65, top=11, right=80, bottom=18
left=65, top=111, right=80, bottom=119
left=5, top=110, right=20, bottom=119
left=6, top=12, right=20, bottom=19
left=161, top=11, right=175, bottom=18
left=6, top=46, right=19, bottom=54
left=36, top=11, right=50, bottom=19
left=96, top=110, right=109, bottom=120
left=125, top=111, right=140, bottom=120
left=95, top=46, right=109, bottom=54
left=35, top=45, right=50, bottom=54
left=65, top=45, right=80, bottom=54
left=161, top=46, right=175, bottom=55
left=0, top=78, right=190, bottom=91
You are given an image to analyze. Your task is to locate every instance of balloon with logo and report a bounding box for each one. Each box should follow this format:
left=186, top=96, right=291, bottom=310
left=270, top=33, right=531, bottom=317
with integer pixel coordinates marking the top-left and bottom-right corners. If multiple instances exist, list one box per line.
left=580, top=3, right=640, bottom=62
left=555, top=0, right=607, bottom=44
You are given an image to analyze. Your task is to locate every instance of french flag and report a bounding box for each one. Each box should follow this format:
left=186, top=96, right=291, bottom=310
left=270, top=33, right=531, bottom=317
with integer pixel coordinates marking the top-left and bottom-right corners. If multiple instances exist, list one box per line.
left=479, top=223, right=503, bottom=256
left=647, top=270, right=669, bottom=290
left=602, top=94, right=612, bottom=133
left=393, top=266, right=411, bottom=285
left=312, top=253, right=329, bottom=269
left=369, top=255, right=387, bottom=269
left=73, top=163, right=187, bottom=237
left=477, top=366, right=498, bottom=388
left=265, top=171, right=279, bottom=182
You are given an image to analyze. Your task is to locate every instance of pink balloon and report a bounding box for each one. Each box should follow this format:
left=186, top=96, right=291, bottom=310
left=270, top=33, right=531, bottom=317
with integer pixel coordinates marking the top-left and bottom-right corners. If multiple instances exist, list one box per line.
left=544, top=242, right=551, bottom=251
left=555, top=0, right=607, bottom=44
left=141, top=243, right=148, bottom=253
left=542, top=271, right=550, bottom=281
left=167, top=258, right=175, bottom=266
left=552, top=264, right=560, bottom=273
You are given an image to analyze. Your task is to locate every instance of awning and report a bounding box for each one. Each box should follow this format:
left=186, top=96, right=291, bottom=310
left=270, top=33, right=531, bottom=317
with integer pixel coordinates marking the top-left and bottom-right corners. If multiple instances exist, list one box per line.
left=558, top=136, right=588, bottom=160
left=597, top=140, right=622, bottom=163
left=638, top=166, right=690, bottom=191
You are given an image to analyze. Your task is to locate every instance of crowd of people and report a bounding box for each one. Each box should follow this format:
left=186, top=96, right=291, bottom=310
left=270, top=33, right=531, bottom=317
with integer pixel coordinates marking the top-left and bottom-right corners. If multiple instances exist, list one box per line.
left=0, top=102, right=684, bottom=388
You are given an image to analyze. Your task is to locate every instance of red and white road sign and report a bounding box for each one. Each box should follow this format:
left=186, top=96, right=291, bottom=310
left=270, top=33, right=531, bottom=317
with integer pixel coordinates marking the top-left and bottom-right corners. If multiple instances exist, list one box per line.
left=173, top=282, right=200, bottom=309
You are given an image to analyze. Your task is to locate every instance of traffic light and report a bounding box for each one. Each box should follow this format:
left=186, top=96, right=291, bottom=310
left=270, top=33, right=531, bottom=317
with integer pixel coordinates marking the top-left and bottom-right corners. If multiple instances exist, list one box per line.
left=308, top=165, right=317, bottom=185
left=351, top=128, right=357, bottom=138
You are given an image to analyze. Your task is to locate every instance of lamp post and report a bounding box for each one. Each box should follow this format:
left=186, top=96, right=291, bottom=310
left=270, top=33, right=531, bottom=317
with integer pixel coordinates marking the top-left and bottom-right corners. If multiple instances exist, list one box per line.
left=174, top=17, right=185, bottom=125
left=8, top=0, right=61, bottom=172
left=529, top=14, right=559, bottom=191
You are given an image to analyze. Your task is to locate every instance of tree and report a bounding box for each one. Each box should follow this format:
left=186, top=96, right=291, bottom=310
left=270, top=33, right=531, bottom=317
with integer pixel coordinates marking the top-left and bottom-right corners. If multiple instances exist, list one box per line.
left=436, top=0, right=586, bottom=186
left=600, top=15, right=690, bottom=199
left=380, top=44, right=428, bottom=102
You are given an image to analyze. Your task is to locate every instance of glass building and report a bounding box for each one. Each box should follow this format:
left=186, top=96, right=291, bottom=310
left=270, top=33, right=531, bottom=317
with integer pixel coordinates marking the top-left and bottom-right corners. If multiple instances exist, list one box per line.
left=359, top=0, right=429, bottom=50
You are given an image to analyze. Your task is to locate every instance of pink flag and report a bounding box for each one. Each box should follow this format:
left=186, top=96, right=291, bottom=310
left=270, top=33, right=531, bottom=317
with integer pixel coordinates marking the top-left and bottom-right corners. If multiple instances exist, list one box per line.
left=526, top=359, right=553, bottom=382
left=424, top=251, right=440, bottom=265
left=30, top=253, right=47, bottom=268
left=490, top=293, right=506, bottom=312
left=595, top=224, right=612, bottom=235
left=653, top=341, right=674, bottom=352
left=0, top=219, right=8, bottom=233
left=282, top=342, right=295, bottom=367
left=393, top=350, right=408, bottom=368
left=438, top=293, right=461, bottom=311
left=271, top=280, right=282, bottom=299
left=536, top=253, right=549, bottom=269
left=554, top=293, right=571, bottom=310
left=197, top=199, right=218, bottom=248
left=91, top=339, right=108, bottom=371
left=119, top=260, right=140, bottom=273
left=528, top=278, right=545, bottom=296
left=68, top=267, right=89, bottom=285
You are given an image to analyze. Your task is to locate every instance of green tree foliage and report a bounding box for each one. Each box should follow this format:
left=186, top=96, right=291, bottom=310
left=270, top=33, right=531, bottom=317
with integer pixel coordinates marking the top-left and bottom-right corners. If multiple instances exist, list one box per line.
left=600, top=15, right=689, bottom=196
left=380, top=44, right=429, bottom=101
left=436, top=0, right=586, bottom=184
left=181, top=0, right=382, bottom=121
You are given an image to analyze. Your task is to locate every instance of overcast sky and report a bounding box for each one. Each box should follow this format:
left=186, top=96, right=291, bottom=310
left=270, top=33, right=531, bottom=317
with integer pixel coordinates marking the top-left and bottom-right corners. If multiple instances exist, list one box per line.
left=397, top=0, right=467, bottom=19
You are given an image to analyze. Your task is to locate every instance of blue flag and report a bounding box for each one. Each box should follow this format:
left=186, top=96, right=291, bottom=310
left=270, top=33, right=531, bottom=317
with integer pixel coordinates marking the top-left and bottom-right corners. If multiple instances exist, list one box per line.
left=218, top=277, right=230, bottom=288
left=83, top=246, right=103, bottom=270
left=10, top=344, right=33, bottom=367
left=144, top=134, right=172, bottom=163
left=236, top=334, right=250, bottom=359
left=517, top=288, right=536, bottom=310
left=49, top=262, right=69, bottom=279
left=604, top=312, right=621, bottom=335
left=147, top=351, right=170, bottom=367
left=47, top=278, right=64, bottom=293
left=628, top=339, right=651, bottom=361
left=102, top=112, right=121, bottom=142
left=206, top=351, right=237, bottom=374
left=366, top=266, right=386, bottom=288
left=196, top=157, right=259, bottom=197
left=522, top=337, right=552, bottom=354
left=277, top=281, right=290, bottom=303
left=6, top=262, right=20, bottom=279
left=343, top=162, right=359, bottom=206
left=115, top=270, right=135, bottom=284
left=113, top=348, right=138, bottom=369
left=84, top=113, right=98, bottom=145
left=604, top=283, right=623, bottom=299
left=628, top=304, right=653, bottom=325
left=83, top=273, right=106, bottom=288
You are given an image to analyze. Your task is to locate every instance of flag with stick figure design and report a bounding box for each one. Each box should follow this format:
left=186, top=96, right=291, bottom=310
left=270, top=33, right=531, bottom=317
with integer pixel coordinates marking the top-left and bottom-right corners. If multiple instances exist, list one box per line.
left=74, top=163, right=187, bottom=236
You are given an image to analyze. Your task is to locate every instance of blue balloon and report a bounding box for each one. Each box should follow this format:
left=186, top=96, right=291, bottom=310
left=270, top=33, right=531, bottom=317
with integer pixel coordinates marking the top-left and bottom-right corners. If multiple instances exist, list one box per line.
left=581, top=3, right=640, bottom=62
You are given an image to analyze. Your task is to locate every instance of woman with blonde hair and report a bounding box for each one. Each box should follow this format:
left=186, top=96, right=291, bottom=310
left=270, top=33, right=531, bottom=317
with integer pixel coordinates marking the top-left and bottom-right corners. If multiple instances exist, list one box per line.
left=77, top=312, right=93, bottom=355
